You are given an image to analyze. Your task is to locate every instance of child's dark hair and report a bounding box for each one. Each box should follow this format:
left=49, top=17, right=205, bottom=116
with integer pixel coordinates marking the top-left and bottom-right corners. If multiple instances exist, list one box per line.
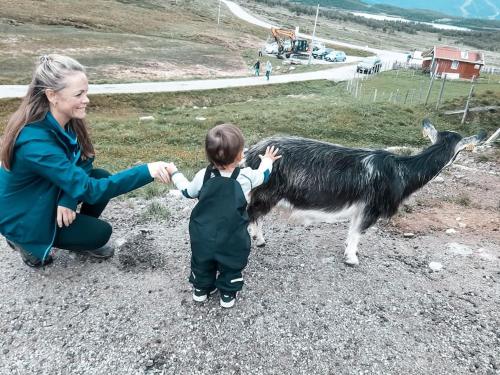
left=205, top=124, right=244, bottom=167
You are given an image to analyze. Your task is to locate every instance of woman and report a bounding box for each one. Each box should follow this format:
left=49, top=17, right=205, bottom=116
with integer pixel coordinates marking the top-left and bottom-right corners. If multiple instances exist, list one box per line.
left=265, top=60, right=272, bottom=81
left=0, top=54, right=170, bottom=268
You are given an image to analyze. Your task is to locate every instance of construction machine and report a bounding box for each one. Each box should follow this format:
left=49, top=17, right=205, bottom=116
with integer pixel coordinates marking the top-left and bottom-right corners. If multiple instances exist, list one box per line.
left=271, top=27, right=309, bottom=58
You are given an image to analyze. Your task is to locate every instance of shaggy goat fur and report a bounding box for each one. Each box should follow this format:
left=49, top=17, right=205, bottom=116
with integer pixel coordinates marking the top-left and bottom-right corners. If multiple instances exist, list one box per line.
left=245, top=120, right=484, bottom=265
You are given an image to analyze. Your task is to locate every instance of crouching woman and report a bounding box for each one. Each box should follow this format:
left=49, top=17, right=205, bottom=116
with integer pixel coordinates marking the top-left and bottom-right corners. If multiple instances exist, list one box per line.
left=0, top=54, right=170, bottom=268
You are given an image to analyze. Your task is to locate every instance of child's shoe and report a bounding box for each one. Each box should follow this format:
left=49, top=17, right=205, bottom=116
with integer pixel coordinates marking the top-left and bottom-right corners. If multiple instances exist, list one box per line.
left=192, top=287, right=217, bottom=302
left=220, top=292, right=236, bottom=308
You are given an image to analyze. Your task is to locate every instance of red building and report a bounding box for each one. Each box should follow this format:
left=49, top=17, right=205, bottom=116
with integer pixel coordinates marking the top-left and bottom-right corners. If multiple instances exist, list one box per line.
left=422, top=46, right=484, bottom=80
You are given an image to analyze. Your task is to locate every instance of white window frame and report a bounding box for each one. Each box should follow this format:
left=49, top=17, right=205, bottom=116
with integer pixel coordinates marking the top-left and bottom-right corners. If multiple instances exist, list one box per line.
left=451, top=60, right=459, bottom=70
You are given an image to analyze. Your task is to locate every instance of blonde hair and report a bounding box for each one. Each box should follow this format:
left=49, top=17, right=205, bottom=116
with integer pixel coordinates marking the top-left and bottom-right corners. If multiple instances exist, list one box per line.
left=0, top=54, right=94, bottom=170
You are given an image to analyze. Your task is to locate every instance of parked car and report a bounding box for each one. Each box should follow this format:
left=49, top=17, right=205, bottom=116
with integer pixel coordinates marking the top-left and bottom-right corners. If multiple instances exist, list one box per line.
left=356, top=56, right=382, bottom=74
left=325, top=50, right=346, bottom=62
left=312, top=42, right=325, bottom=52
left=312, top=47, right=333, bottom=60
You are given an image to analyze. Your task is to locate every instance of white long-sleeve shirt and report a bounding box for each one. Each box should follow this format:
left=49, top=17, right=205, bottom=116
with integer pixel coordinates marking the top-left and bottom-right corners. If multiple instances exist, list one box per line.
left=171, top=157, right=274, bottom=202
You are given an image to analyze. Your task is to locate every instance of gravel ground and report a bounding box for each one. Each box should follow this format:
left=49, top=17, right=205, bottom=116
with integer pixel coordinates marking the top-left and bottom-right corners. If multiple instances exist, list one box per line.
left=0, top=150, right=499, bottom=375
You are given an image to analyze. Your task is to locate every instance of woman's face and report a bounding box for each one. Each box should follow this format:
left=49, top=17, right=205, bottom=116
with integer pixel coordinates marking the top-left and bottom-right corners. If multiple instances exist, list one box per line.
left=48, top=71, right=89, bottom=126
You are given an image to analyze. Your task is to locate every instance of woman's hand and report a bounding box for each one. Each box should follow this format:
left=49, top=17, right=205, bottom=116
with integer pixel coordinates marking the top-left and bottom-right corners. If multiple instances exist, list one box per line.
left=165, top=162, right=178, bottom=176
left=259, top=145, right=282, bottom=162
left=57, top=206, right=76, bottom=228
left=147, top=162, right=171, bottom=183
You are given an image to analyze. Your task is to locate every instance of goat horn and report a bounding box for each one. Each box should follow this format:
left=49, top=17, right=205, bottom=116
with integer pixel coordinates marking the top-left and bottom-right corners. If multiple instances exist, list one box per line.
left=422, top=119, right=438, bottom=144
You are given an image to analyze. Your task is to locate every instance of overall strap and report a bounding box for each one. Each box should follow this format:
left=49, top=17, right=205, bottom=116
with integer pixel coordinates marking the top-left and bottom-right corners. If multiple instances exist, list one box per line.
left=203, top=165, right=222, bottom=184
left=230, top=167, right=240, bottom=180
left=203, top=165, right=213, bottom=184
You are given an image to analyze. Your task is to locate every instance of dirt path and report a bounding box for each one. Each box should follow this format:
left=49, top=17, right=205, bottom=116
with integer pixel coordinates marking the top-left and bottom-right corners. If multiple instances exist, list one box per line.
left=0, top=147, right=498, bottom=374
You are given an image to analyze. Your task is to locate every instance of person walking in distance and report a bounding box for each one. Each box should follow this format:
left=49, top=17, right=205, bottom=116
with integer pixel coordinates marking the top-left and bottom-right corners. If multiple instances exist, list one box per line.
left=265, top=60, right=272, bottom=81
left=253, top=60, right=260, bottom=76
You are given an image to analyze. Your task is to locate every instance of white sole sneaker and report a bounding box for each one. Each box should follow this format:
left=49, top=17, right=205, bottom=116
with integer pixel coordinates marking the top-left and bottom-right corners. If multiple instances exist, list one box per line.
left=193, top=293, right=208, bottom=302
left=220, top=296, right=235, bottom=308
left=192, top=288, right=217, bottom=303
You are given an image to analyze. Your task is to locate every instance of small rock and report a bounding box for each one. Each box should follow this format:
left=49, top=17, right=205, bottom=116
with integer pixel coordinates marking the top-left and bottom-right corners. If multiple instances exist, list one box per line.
left=193, top=106, right=199, bottom=109
left=434, top=176, right=444, bottom=183
left=458, top=222, right=467, bottom=228
left=115, top=238, right=127, bottom=248
left=456, top=217, right=462, bottom=221
left=139, top=116, right=154, bottom=122
left=195, top=116, right=206, bottom=121
left=446, top=242, right=473, bottom=256
left=429, top=262, right=443, bottom=272
left=445, top=228, right=457, bottom=234
left=403, top=232, right=415, bottom=238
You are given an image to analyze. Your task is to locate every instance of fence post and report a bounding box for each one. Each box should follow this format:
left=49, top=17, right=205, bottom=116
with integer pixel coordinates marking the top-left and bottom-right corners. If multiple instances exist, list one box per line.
left=461, top=83, right=475, bottom=124
left=436, top=74, right=447, bottom=110
left=373, top=88, right=377, bottom=102
left=389, top=92, right=393, bottom=102
left=424, top=68, right=437, bottom=106
left=404, top=90, right=409, bottom=104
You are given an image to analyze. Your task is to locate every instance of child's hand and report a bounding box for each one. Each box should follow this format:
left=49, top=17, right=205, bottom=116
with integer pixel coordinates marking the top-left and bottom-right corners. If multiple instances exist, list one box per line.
left=259, top=145, right=282, bottom=162
left=166, top=162, right=178, bottom=176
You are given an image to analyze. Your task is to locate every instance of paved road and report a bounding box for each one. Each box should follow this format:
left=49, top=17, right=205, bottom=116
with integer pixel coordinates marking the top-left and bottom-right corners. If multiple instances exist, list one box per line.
left=0, top=1, right=407, bottom=99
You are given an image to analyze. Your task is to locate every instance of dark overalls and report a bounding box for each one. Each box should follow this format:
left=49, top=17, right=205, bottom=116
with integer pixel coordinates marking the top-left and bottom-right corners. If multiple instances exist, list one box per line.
left=189, top=166, right=251, bottom=294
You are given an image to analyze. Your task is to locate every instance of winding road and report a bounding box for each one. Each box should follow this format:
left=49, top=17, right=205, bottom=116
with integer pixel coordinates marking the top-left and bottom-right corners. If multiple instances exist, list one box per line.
left=0, top=1, right=407, bottom=99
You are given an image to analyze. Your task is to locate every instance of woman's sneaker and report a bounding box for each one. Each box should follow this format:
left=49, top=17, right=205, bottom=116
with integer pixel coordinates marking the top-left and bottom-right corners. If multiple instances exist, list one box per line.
left=192, top=287, right=217, bottom=302
left=6, top=240, right=53, bottom=268
left=220, top=292, right=236, bottom=308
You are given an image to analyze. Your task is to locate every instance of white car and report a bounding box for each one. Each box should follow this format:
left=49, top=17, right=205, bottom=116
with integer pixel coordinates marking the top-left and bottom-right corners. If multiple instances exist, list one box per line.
left=325, top=51, right=347, bottom=62
left=356, top=56, right=382, bottom=74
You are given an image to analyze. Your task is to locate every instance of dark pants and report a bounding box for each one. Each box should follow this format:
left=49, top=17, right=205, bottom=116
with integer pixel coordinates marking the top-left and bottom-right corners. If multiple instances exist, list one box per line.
left=53, top=168, right=112, bottom=251
left=190, top=254, right=247, bottom=294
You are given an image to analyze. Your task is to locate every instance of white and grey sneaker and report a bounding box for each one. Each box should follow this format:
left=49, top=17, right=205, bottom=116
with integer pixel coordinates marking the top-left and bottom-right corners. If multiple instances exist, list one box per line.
left=220, top=292, right=236, bottom=308
left=192, top=287, right=217, bottom=302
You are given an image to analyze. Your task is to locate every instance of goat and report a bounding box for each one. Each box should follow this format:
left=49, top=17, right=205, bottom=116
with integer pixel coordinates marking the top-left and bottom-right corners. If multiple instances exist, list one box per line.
left=245, top=119, right=485, bottom=265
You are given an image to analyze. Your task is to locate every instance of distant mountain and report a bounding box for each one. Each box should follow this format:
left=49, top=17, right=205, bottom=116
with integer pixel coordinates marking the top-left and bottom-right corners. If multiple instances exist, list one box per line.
left=362, top=0, right=500, bottom=20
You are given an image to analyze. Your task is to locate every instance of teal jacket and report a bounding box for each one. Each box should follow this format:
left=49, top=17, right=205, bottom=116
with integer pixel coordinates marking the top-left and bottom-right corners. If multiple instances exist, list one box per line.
left=0, top=112, right=153, bottom=261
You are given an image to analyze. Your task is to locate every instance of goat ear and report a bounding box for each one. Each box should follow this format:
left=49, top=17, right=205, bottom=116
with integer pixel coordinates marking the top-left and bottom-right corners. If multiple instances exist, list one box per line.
left=454, top=132, right=485, bottom=153
left=422, top=119, right=438, bottom=144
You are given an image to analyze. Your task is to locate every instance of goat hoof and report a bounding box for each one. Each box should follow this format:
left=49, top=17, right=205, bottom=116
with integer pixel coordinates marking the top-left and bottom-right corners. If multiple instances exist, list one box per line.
left=344, top=255, right=359, bottom=266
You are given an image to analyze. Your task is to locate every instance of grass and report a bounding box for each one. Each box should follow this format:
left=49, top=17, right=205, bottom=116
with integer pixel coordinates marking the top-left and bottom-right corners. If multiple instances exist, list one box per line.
left=141, top=201, right=171, bottom=222
left=2, top=72, right=498, bottom=178
left=345, top=69, right=500, bottom=107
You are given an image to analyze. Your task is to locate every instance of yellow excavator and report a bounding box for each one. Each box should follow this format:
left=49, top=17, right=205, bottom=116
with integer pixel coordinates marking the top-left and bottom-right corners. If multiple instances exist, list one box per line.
left=271, top=27, right=309, bottom=58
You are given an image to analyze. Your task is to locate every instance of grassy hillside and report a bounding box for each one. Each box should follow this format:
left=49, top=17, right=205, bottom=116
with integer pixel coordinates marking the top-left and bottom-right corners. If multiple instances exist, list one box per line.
left=243, top=0, right=500, bottom=65
left=1, top=73, right=497, bottom=176
left=0, top=0, right=363, bottom=84
left=0, top=0, right=270, bottom=84
left=251, top=0, right=500, bottom=53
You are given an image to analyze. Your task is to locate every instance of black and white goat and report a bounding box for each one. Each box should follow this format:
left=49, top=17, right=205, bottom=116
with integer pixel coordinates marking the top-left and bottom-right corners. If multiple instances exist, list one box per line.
left=245, top=119, right=485, bottom=265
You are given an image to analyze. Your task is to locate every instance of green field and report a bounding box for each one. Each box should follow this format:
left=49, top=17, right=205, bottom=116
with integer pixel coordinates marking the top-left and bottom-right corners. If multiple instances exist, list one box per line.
left=2, top=72, right=497, bottom=176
